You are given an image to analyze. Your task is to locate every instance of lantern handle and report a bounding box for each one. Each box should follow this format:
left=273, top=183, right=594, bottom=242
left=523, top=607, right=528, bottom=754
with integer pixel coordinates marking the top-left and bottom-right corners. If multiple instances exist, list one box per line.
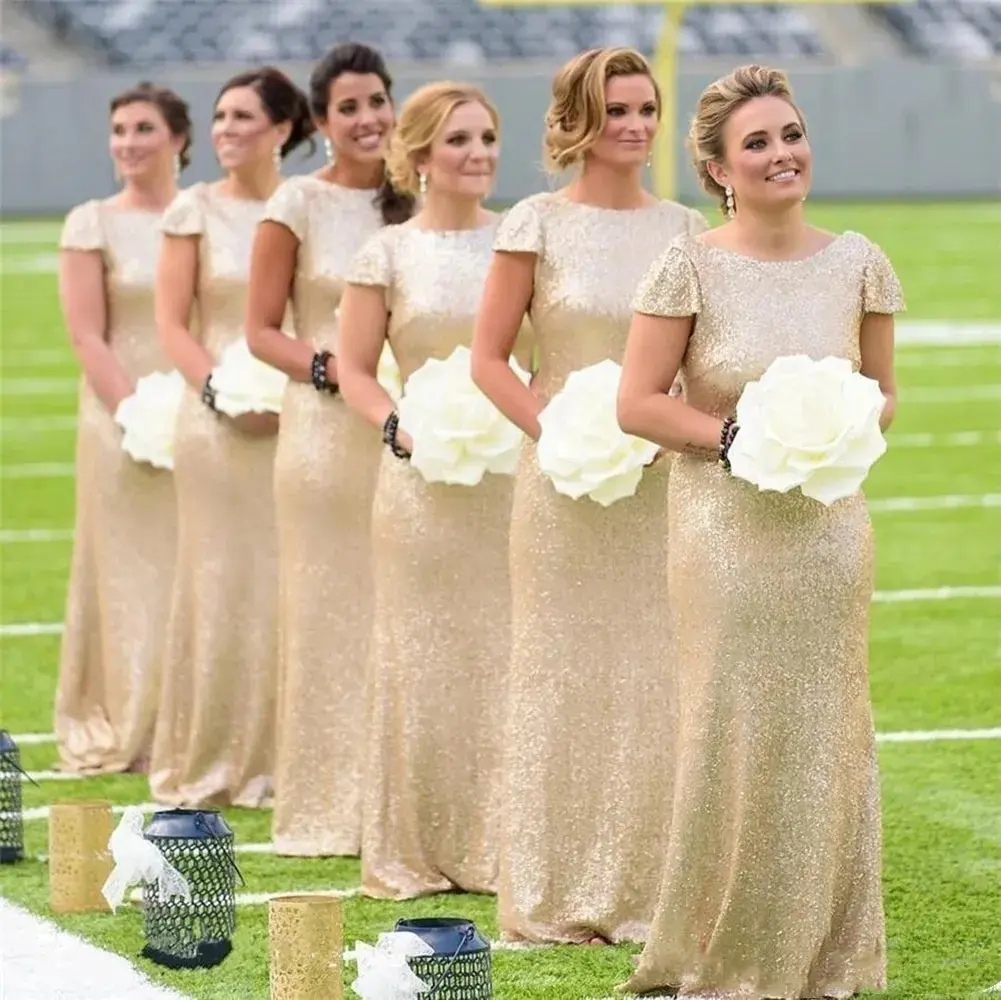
left=423, top=924, right=476, bottom=997
left=193, top=812, right=246, bottom=886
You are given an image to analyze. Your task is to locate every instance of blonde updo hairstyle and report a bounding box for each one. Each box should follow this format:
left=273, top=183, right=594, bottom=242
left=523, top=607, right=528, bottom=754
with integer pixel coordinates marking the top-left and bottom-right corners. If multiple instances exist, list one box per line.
left=543, top=47, right=661, bottom=173
left=385, top=81, right=500, bottom=197
left=688, top=64, right=807, bottom=216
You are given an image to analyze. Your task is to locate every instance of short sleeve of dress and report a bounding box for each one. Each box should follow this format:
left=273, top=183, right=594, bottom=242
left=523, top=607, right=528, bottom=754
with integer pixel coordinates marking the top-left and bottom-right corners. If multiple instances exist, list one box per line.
left=493, top=197, right=544, bottom=255
left=262, top=178, right=309, bottom=242
left=348, top=228, right=393, bottom=287
left=60, top=200, right=104, bottom=251
left=632, top=241, right=701, bottom=317
left=160, top=186, right=204, bottom=237
left=687, top=208, right=711, bottom=236
left=862, top=240, right=905, bottom=315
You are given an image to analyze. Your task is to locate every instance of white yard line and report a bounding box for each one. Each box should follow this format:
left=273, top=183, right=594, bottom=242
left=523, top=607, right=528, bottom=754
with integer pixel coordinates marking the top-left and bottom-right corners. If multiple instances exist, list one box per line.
left=10, top=731, right=55, bottom=745
left=872, top=585, right=1001, bottom=603
left=890, top=431, right=1001, bottom=448
left=906, top=384, right=1001, bottom=403
left=876, top=727, right=1001, bottom=744
left=1, top=462, right=76, bottom=479
left=895, top=322, right=1001, bottom=346
left=0, top=415, right=78, bottom=433
left=0, top=622, right=63, bottom=637
left=0, top=377, right=78, bottom=395
left=0, top=528, right=74, bottom=543
left=0, top=899, right=192, bottom=1000
left=24, top=801, right=161, bottom=823
left=868, top=493, right=1001, bottom=512
left=896, top=349, right=1001, bottom=367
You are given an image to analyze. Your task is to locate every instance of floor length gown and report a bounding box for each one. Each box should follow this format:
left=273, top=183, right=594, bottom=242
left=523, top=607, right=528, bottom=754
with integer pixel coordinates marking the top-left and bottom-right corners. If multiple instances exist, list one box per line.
left=492, top=191, right=707, bottom=943
left=348, top=218, right=533, bottom=899
left=623, top=231, right=904, bottom=998
left=149, top=182, right=283, bottom=808
left=55, top=200, right=177, bottom=773
left=263, top=175, right=384, bottom=855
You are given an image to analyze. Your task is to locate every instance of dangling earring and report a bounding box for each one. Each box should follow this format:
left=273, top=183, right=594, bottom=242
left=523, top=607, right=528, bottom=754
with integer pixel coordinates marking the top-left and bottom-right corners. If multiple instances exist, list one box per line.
left=173, top=154, right=181, bottom=180
left=324, top=137, right=334, bottom=165
left=725, top=184, right=735, bottom=219
left=273, top=144, right=282, bottom=171
left=645, top=150, right=653, bottom=169
left=418, top=171, right=428, bottom=197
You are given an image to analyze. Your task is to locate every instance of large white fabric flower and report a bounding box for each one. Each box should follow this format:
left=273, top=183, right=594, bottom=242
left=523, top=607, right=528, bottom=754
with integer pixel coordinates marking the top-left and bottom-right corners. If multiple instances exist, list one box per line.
left=727, top=354, right=888, bottom=506
left=345, top=931, right=433, bottom=1000
left=537, top=358, right=659, bottom=507
left=378, top=343, right=403, bottom=403
left=210, top=338, right=288, bottom=417
left=113, top=370, right=185, bottom=471
left=397, top=345, right=529, bottom=486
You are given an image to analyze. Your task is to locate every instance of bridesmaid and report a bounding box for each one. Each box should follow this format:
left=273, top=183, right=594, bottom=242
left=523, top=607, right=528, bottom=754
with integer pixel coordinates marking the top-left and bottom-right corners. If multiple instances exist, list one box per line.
left=150, top=67, right=314, bottom=807
left=246, top=42, right=414, bottom=856
left=338, top=81, right=532, bottom=899
left=471, top=47, right=708, bottom=945
left=617, top=64, right=902, bottom=998
left=55, top=82, right=191, bottom=774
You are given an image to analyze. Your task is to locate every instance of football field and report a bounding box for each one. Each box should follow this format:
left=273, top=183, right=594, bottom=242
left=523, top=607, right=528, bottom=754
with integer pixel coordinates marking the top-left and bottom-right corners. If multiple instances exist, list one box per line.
left=0, top=200, right=999, bottom=999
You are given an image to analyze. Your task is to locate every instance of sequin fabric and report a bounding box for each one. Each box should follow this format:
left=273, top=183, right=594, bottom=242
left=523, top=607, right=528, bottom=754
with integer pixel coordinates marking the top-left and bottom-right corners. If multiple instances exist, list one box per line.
left=493, top=191, right=706, bottom=944
left=621, top=232, right=904, bottom=999
left=149, top=183, right=280, bottom=808
left=55, top=200, right=177, bottom=774
left=265, top=177, right=385, bottom=856
left=348, top=218, right=533, bottom=899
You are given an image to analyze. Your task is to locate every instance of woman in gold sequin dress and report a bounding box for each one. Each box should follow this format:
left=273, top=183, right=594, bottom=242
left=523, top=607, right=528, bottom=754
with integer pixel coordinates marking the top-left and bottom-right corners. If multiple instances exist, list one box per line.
left=246, top=44, right=414, bottom=857
left=149, top=68, right=314, bottom=808
left=617, top=66, right=902, bottom=998
left=338, top=82, right=532, bottom=899
left=55, top=84, right=191, bottom=774
left=471, top=48, right=706, bottom=945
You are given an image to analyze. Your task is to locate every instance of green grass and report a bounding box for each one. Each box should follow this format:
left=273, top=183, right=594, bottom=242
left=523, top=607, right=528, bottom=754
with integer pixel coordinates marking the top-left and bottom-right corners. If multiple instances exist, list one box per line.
left=1, top=202, right=1000, bottom=999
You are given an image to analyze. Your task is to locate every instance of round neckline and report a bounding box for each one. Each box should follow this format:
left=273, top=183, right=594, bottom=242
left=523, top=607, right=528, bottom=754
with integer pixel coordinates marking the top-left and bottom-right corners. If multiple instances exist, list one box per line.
left=100, top=196, right=169, bottom=215
left=694, top=231, right=848, bottom=265
left=204, top=181, right=269, bottom=205
left=409, top=214, right=498, bottom=237
left=554, top=189, right=662, bottom=215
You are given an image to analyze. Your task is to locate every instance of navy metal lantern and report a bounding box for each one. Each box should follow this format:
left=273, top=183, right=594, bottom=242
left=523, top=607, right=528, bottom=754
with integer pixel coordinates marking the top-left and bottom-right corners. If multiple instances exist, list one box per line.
left=395, top=917, right=493, bottom=999
left=0, top=729, right=26, bottom=864
left=141, top=808, right=241, bottom=969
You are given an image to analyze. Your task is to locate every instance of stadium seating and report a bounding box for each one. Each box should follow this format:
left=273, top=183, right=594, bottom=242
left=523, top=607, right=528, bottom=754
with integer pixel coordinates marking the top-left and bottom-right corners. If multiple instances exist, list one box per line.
left=869, top=0, right=1001, bottom=59
left=13, top=0, right=825, bottom=63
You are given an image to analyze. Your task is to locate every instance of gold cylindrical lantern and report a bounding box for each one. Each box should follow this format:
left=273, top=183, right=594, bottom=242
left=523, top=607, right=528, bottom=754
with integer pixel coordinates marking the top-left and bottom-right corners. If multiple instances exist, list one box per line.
left=48, top=800, right=114, bottom=914
left=269, top=893, right=344, bottom=1000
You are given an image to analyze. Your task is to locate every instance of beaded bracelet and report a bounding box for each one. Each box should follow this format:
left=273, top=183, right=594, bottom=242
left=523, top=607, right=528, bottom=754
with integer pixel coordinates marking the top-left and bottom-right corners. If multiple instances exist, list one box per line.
left=201, top=373, right=219, bottom=413
left=310, top=349, right=338, bottom=395
left=719, top=417, right=739, bottom=472
left=382, top=410, right=411, bottom=460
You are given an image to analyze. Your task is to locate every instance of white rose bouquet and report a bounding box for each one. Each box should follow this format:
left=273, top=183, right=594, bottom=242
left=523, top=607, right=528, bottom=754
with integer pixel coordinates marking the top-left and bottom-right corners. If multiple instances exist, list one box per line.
left=727, top=354, right=888, bottom=507
left=536, top=358, right=659, bottom=507
left=113, top=370, right=186, bottom=471
left=377, top=342, right=403, bottom=403
left=210, top=338, right=288, bottom=417
left=397, top=345, right=529, bottom=486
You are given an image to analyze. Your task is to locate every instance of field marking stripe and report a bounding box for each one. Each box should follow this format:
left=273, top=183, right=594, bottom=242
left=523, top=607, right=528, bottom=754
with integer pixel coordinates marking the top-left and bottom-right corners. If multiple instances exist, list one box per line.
left=0, top=622, right=63, bottom=636
left=0, top=415, right=78, bottom=432
left=10, top=731, right=55, bottom=744
left=23, top=801, right=161, bottom=823
left=891, top=431, right=1001, bottom=448
left=872, top=585, right=1001, bottom=602
left=876, top=727, right=1001, bottom=743
left=869, top=493, right=1001, bottom=512
left=906, top=384, right=1001, bottom=403
left=1, top=462, right=76, bottom=479
left=0, top=528, right=74, bottom=543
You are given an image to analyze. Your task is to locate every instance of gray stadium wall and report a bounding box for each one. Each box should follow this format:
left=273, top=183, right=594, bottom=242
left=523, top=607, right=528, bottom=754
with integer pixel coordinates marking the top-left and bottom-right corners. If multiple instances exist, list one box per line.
left=1, top=60, right=999, bottom=215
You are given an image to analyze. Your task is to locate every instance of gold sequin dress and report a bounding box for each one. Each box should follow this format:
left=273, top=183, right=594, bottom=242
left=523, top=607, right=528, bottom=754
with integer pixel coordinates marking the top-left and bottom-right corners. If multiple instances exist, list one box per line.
left=149, top=182, right=281, bottom=808
left=348, top=218, right=533, bottom=899
left=622, top=231, right=904, bottom=999
left=54, top=200, right=177, bottom=773
left=263, top=176, right=384, bottom=856
left=492, top=191, right=708, bottom=944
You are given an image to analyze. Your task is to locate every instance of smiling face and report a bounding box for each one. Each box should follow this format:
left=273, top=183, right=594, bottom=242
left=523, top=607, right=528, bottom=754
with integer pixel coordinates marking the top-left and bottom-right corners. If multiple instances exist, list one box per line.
left=321, top=71, right=395, bottom=166
left=711, top=94, right=811, bottom=214
left=109, top=100, right=179, bottom=181
left=419, top=100, right=499, bottom=200
left=212, top=85, right=289, bottom=172
left=586, top=73, right=659, bottom=169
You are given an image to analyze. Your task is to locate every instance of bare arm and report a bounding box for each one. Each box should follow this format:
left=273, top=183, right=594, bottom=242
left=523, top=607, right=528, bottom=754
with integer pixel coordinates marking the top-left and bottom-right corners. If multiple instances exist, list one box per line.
left=859, top=312, right=896, bottom=431
left=337, top=282, right=403, bottom=439
left=471, top=251, right=542, bottom=440
left=155, top=233, right=215, bottom=390
left=58, top=249, right=134, bottom=413
left=617, top=312, right=725, bottom=453
left=246, top=221, right=322, bottom=384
